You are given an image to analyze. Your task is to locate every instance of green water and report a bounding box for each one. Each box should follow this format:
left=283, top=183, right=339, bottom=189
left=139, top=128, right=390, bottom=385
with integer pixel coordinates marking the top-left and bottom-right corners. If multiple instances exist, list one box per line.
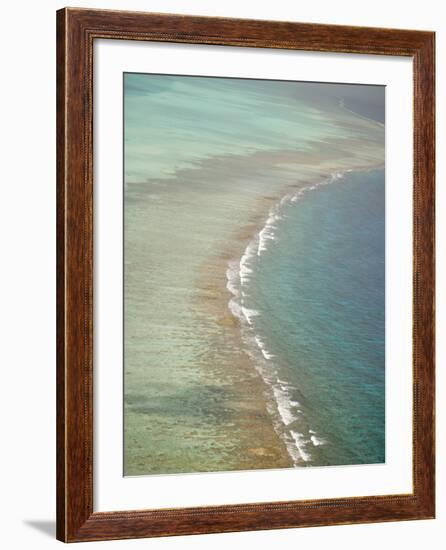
left=124, top=74, right=383, bottom=183
left=123, top=73, right=385, bottom=475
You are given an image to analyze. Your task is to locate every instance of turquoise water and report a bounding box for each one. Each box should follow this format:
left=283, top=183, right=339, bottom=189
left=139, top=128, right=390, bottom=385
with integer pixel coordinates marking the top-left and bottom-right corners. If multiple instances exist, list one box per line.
left=124, top=74, right=384, bottom=184
left=239, top=169, right=385, bottom=465
left=124, top=73, right=385, bottom=474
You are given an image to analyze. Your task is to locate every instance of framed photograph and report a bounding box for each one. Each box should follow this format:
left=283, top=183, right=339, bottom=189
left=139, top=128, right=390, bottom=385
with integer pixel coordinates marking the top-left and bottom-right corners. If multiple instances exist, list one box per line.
left=56, top=7, right=435, bottom=542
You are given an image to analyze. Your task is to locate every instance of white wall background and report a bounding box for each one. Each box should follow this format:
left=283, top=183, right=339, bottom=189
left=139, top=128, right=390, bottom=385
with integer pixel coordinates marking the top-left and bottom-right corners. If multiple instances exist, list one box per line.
left=0, top=0, right=443, bottom=548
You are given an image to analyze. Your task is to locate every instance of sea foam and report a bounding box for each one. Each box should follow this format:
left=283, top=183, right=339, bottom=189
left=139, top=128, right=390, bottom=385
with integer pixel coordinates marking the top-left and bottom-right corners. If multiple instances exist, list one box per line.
left=225, top=171, right=346, bottom=466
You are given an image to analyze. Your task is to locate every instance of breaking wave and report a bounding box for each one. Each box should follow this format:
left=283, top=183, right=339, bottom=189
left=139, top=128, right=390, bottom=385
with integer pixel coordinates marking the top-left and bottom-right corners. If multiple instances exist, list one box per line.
left=225, top=172, right=345, bottom=465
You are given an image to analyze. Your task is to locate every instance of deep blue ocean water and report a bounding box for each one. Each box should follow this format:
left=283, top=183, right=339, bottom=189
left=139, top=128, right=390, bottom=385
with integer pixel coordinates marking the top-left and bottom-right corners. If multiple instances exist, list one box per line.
left=244, top=169, right=385, bottom=466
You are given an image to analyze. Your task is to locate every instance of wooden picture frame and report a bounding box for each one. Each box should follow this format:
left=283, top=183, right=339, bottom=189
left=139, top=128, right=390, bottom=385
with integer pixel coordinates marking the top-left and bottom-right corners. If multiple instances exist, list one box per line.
left=56, top=7, right=435, bottom=542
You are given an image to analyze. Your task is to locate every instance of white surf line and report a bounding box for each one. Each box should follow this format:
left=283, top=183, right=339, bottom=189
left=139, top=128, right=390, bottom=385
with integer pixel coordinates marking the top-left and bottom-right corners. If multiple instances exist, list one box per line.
left=225, top=171, right=351, bottom=465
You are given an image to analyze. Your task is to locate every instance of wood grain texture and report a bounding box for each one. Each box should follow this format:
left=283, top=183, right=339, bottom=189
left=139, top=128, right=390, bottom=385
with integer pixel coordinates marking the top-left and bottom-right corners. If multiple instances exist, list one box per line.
left=56, top=7, right=435, bottom=542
